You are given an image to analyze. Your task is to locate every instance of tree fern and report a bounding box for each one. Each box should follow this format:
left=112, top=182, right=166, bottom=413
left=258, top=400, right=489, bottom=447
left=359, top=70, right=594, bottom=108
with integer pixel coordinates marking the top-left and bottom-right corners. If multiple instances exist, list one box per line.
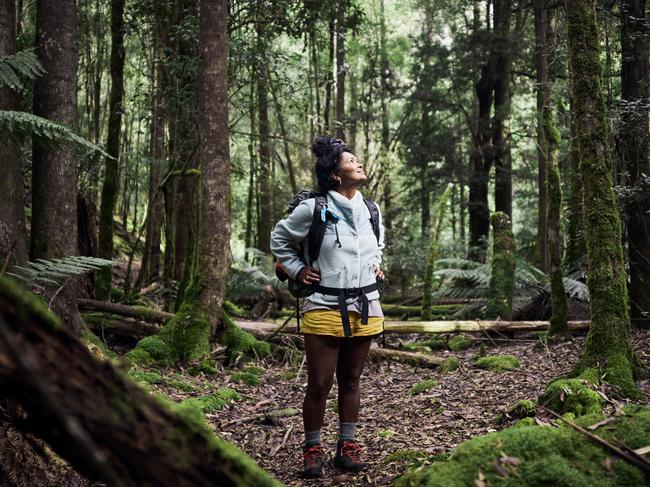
left=0, top=110, right=109, bottom=156
left=0, top=50, right=44, bottom=90
left=9, top=256, right=112, bottom=290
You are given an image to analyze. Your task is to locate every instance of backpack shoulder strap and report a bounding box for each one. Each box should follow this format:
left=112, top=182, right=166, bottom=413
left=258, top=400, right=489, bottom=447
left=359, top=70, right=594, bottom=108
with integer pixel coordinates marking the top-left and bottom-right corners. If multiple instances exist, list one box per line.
left=307, top=195, right=328, bottom=264
left=363, top=198, right=380, bottom=244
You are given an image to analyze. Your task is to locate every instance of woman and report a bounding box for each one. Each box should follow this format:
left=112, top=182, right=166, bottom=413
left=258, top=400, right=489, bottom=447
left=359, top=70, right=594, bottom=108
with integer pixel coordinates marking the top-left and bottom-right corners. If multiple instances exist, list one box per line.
left=271, top=136, right=385, bottom=478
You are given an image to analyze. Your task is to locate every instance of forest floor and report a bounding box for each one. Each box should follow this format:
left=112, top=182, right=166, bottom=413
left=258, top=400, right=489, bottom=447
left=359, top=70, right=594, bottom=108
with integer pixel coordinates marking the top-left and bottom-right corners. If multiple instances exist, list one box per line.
left=133, top=326, right=650, bottom=486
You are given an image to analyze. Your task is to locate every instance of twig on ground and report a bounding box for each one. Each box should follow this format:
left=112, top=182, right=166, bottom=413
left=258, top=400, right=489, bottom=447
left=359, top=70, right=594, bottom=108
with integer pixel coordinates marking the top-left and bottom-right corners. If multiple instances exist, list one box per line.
left=271, top=424, right=294, bottom=458
left=295, top=354, right=306, bottom=383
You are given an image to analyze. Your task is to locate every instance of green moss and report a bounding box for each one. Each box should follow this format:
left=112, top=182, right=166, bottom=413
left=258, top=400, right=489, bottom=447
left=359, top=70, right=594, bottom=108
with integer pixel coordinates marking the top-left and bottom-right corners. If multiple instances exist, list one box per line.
left=499, top=399, right=537, bottom=423
left=475, top=355, right=520, bottom=372
left=448, top=335, right=472, bottom=351
left=279, top=371, right=297, bottom=380
left=187, top=359, right=220, bottom=376
left=384, top=449, right=429, bottom=464
left=395, top=407, right=650, bottom=487
left=485, top=212, right=516, bottom=320
left=403, top=342, right=434, bottom=353
left=181, top=388, right=241, bottom=414
left=81, top=327, right=116, bottom=359
left=110, top=286, right=125, bottom=302
left=539, top=378, right=604, bottom=416
left=242, top=366, right=265, bottom=375
left=125, top=348, right=154, bottom=366
left=128, top=369, right=163, bottom=385
left=512, top=417, right=536, bottom=428
left=410, top=379, right=437, bottom=395
left=167, top=378, right=201, bottom=393
left=223, top=300, right=245, bottom=317
left=423, top=337, right=447, bottom=351
left=439, top=356, right=460, bottom=374
left=136, top=336, right=173, bottom=363
left=378, top=430, right=397, bottom=439
left=231, top=371, right=261, bottom=386
left=221, top=310, right=271, bottom=363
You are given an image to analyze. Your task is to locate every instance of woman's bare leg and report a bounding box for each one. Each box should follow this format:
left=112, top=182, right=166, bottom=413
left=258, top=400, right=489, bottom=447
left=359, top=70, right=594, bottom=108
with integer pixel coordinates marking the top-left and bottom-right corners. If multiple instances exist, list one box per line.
left=302, top=334, right=341, bottom=432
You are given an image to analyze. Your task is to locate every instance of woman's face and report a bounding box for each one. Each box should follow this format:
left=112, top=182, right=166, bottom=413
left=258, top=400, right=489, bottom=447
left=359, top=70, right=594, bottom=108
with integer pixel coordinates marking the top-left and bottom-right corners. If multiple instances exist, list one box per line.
left=334, top=151, right=366, bottom=187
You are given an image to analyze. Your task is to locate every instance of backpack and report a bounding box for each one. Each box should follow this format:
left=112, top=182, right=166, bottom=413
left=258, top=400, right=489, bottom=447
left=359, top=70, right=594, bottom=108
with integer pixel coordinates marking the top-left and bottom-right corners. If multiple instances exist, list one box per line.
left=274, top=189, right=380, bottom=298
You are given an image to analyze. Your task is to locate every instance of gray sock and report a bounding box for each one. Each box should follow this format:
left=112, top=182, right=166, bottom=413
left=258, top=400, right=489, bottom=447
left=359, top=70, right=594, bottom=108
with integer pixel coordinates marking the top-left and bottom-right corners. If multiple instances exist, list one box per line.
left=338, top=422, right=356, bottom=441
left=305, top=430, right=321, bottom=446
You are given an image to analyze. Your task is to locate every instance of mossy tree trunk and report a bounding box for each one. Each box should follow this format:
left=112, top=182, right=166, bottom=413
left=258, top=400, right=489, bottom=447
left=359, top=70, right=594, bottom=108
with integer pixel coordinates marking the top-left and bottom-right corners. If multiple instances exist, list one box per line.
left=96, top=0, right=126, bottom=301
left=566, top=0, right=639, bottom=397
left=540, top=7, right=568, bottom=335
left=621, top=0, right=650, bottom=328
left=0, top=277, right=279, bottom=486
left=0, top=0, right=27, bottom=267
left=492, top=0, right=513, bottom=218
left=485, top=212, right=515, bottom=320
left=422, top=184, right=454, bottom=320
left=31, top=0, right=83, bottom=335
left=256, top=5, right=272, bottom=254
left=565, top=89, right=586, bottom=271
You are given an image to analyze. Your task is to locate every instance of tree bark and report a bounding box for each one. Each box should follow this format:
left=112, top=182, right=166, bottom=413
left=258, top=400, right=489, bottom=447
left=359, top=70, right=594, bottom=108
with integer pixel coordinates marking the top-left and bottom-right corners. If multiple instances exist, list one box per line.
left=621, top=0, right=650, bottom=327
left=566, top=0, right=639, bottom=397
left=256, top=7, right=272, bottom=254
left=0, top=0, right=27, bottom=267
left=0, top=277, right=279, bottom=486
left=534, top=0, right=549, bottom=272
left=492, top=0, right=513, bottom=217
left=96, top=0, right=126, bottom=300
left=334, top=0, right=346, bottom=139
left=194, top=0, right=231, bottom=326
left=32, top=0, right=83, bottom=335
left=485, top=212, right=515, bottom=320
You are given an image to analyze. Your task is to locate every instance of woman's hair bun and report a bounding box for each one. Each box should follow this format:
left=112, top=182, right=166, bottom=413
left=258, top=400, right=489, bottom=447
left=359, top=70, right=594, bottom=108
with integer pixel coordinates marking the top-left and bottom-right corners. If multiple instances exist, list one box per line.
left=312, top=135, right=341, bottom=158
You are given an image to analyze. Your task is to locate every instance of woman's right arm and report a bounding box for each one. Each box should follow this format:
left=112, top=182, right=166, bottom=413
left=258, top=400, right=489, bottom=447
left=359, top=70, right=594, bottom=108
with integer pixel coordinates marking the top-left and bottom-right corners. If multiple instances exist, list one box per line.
left=270, top=200, right=314, bottom=280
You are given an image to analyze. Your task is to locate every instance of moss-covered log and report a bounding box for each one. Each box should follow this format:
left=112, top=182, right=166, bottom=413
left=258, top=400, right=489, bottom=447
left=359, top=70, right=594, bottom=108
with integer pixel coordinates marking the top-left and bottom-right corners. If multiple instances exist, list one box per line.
left=566, top=0, right=640, bottom=397
left=79, top=298, right=173, bottom=323
left=422, top=183, right=454, bottom=321
left=83, top=312, right=161, bottom=339
left=485, top=212, right=516, bottom=320
left=394, top=406, right=650, bottom=486
left=0, top=277, right=279, bottom=486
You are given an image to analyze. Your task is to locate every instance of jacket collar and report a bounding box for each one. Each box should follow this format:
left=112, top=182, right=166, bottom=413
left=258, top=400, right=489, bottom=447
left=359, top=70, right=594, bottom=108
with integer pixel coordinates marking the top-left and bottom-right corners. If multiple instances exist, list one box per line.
left=327, top=189, right=363, bottom=209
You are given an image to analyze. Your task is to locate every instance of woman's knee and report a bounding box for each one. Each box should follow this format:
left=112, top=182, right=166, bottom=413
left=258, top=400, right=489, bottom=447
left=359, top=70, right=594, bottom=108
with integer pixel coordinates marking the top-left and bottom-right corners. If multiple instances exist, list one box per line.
left=307, top=376, right=334, bottom=399
left=337, top=372, right=362, bottom=393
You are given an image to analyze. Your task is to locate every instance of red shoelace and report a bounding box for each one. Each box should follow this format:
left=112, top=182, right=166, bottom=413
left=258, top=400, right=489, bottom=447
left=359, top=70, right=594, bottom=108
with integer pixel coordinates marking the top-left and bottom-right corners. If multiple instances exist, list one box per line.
left=340, top=441, right=364, bottom=462
left=304, top=445, right=323, bottom=464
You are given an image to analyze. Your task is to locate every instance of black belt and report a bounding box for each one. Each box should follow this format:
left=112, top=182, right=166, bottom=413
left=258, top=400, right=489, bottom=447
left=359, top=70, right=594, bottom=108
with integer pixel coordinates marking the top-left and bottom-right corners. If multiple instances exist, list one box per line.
left=313, top=282, right=380, bottom=337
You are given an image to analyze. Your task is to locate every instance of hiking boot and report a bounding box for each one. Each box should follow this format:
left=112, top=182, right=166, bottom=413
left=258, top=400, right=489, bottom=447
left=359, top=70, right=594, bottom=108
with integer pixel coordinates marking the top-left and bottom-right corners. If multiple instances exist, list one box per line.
left=333, top=439, right=367, bottom=473
left=302, top=443, right=324, bottom=478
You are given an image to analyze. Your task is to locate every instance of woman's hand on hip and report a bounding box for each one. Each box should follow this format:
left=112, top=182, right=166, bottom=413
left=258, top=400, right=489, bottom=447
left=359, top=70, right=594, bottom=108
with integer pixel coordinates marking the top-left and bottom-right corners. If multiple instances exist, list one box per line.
left=298, top=266, right=321, bottom=285
left=373, top=264, right=384, bottom=281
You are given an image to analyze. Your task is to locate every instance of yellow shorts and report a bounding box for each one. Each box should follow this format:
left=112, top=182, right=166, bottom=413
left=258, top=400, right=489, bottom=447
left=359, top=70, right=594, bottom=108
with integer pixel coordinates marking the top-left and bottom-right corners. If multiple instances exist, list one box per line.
left=301, top=310, right=384, bottom=337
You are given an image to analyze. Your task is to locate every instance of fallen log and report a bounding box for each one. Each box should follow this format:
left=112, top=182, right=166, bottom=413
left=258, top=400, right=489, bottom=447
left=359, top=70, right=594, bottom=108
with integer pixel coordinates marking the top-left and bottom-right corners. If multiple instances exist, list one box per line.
left=78, top=298, right=173, bottom=323
left=0, top=278, right=279, bottom=486
left=83, top=312, right=161, bottom=339
left=382, top=320, right=590, bottom=334
left=367, top=347, right=444, bottom=368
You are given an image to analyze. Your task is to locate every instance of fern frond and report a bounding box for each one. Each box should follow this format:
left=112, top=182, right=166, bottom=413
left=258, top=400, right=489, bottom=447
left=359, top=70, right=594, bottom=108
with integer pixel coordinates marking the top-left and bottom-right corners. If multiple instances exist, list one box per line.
left=0, top=50, right=44, bottom=89
left=12, top=256, right=112, bottom=288
left=0, top=110, right=110, bottom=157
left=433, top=267, right=490, bottom=287
left=435, top=258, right=483, bottom=270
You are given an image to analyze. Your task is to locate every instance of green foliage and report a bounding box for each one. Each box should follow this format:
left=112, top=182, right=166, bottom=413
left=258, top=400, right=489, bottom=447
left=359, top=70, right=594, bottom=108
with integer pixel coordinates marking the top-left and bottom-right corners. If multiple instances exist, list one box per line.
left=221, top=310, right=271, bottom=363
left=378, top=430, right=397, bottom=439
left=0, top=110, right=109, bottom=156
left=9, top=256, right=112, bottom=291
left=128, top=369, right=163, bottom=385
left=448, top=335, right=472, bottom=351
left=475, top=355, right=520, bottom=372
left=186, top=359, right=220, bottom=376
left=409, top=379, right=437, bottom=395
left=395, top=407, right=650, bottom=486
left=485, top=212, right=516, bottom=320
left=0, top=49, right=44, bottom=89
left=135, top=336, right=173, bottom=364
left=438, top=356, right=460, bottom=373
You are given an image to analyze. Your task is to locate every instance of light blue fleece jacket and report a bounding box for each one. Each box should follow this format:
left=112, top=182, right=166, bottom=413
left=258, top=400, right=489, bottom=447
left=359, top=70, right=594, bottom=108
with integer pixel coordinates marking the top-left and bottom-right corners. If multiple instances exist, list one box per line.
left=270, top=190, right=385, bottom=307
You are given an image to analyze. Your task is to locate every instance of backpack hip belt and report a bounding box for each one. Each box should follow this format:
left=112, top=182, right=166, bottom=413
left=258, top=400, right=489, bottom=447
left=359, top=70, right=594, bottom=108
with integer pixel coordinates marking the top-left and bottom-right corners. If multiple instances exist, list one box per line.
left=312, top=282, right=379, bottom=337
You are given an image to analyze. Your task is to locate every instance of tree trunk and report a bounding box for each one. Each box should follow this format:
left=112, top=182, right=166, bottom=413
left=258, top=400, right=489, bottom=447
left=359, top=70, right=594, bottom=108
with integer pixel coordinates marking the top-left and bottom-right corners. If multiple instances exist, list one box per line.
left=0, top=277, right=278, bottom=486
left=534, top=0, right=549, bottom=272
left=31, top=0, right=83, bottom=335
left=565, top=90, right=586, bottom=271
left=485, top=212, right=515, bottom=320
left=96, top=0, right=126, bottom=300
left=621, top=0, right=650, bottom=327
left=269, top=70, right=298, bottom=194
left=0, top=0, right=28, bottom=267
left=566, top=0, right=639, bottom=397
left=334, top=0, right=346, bottom=139
left=256, top=8, right=271, bottom=254
left=492, top=0, right=513, bottom=217
left=245, top=79, right=256, bottom=262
